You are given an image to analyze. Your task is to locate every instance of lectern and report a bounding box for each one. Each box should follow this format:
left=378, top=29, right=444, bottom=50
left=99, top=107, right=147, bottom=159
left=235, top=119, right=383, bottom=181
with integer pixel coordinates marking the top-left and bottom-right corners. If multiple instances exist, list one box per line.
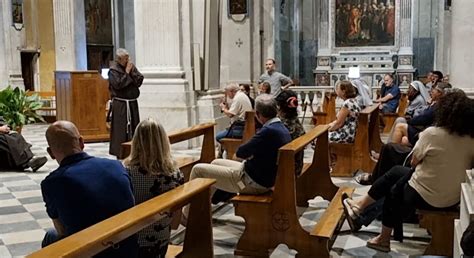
left=55, top=71, right=110, bottom=142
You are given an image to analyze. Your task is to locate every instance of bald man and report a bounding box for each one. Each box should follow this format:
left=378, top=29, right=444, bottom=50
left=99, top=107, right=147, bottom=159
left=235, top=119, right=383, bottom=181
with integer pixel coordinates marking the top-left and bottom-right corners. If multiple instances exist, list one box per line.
left=40, top=121, right=138, bottom=257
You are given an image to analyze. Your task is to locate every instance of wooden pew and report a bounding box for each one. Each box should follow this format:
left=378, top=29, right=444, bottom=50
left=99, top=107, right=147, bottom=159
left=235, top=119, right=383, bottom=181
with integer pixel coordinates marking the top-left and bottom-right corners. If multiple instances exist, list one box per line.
left=418, top=209, right=460, bottom=256
left=26, top=91, right=56, bottom=123
left=330, top=104, right=382, bottom=177
left=120, top=122, right=216, bottom=180
left=312, top=92, right=337, bottom=126
left=232, top=125, right=354, bottom=257
left=382, top=92, right=408, bottom=133
left=220, top=111, right=256, bottom=160
left=27, top=178, right=216, bottom=258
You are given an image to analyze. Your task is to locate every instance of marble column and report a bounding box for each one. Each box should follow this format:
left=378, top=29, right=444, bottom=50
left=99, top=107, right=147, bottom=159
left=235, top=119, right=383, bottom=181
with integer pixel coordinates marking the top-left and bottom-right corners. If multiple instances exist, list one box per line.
left=449, top=0, right=474, bottom=93
left=52, top=0, right=87, bottom=71
left=0, top=0, right=25, bottom=89
left=134, top=0, right=198, bottom=135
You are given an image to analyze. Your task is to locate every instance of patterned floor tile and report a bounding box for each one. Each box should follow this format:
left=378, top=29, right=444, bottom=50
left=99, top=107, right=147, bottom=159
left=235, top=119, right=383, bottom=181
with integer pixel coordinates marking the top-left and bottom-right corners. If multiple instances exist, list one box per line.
left=0, top=124, right=431, bottom=257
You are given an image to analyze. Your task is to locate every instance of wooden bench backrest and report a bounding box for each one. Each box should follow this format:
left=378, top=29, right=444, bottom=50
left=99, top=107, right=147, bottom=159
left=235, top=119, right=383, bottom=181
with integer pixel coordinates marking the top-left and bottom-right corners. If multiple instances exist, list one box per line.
left=241, top=111, right=256, bottom=143
left=120, top=122, right=216, bottom=162
left=312, top=92, right=337, bottom=125
left=273, top=125, right=331, bottom=212
left=27, top=178, right=216, bottom=258
left=397, top=92, right=409, bottom=116
left=324, top=92, right=337, bottom=121
left=26, top=91, right=55, bottom=98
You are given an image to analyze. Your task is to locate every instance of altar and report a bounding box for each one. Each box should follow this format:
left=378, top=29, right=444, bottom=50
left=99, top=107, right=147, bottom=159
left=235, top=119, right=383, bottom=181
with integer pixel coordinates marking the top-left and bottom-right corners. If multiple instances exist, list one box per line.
left=314, top=0, right=416, bottom=89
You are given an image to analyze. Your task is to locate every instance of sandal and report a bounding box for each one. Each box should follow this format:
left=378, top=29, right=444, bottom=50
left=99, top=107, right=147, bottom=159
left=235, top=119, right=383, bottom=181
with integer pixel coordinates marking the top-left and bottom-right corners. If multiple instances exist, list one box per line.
left=366, top=238, right=391, bottom=252
left=370, top=150, right=380, bottom=160
left=354, top=173, right=372, bottom=185
left=341, top=194, right=362, bottom=232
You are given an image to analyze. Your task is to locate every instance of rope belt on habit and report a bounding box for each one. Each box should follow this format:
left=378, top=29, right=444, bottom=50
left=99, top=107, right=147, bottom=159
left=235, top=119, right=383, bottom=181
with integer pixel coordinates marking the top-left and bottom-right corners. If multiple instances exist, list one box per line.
left=113, top=97, right=137, bottom=140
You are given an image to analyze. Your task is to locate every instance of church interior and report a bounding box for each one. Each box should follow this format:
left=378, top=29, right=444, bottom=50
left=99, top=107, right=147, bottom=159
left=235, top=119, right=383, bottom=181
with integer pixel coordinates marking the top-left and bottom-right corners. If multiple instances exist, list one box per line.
left=0, top=0, right=474, bottom=257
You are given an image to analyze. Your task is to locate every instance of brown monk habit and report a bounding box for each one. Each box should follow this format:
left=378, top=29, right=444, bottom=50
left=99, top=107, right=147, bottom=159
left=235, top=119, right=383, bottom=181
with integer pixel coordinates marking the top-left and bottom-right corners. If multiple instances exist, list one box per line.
left=108, top=61, right=144, bottom=157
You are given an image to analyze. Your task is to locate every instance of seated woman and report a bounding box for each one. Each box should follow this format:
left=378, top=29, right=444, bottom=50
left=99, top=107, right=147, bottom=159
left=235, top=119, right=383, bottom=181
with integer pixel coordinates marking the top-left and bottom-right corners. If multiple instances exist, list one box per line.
left=275, top=90, right=305, bottom=175
left=405, top=80, right=430, bottom=118
left=388, top=82, right=451, bottom=146
left=259, top=81, right=271, bottom=95
left=240, top=84, right=255, bottom=108
left=329, top=80, right=361, bottom=143
left=123, top=118, right=184, bottom=258
left=351, top=79, right=373, bottom=109
left=343, top=90, right=474, bottom=252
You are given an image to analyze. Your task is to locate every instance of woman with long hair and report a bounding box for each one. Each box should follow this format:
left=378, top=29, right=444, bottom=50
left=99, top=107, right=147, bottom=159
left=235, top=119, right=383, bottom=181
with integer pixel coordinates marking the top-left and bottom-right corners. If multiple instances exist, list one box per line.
left=275, top=90, right=305, bottom=175
left=343, top=90, right=474, bottom=252
left=124, top=118, right=184, bottom=258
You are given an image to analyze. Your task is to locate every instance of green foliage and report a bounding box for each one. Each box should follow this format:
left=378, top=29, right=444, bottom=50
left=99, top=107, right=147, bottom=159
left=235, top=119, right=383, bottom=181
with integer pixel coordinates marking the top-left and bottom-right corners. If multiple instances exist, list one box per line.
left=0, top=86, right=45, bottom=130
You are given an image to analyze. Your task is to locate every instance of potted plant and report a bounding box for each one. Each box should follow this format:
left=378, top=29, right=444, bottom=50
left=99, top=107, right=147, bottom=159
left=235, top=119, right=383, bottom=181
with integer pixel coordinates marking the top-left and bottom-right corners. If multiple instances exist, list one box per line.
left=0, top=86, right=45, bottom=133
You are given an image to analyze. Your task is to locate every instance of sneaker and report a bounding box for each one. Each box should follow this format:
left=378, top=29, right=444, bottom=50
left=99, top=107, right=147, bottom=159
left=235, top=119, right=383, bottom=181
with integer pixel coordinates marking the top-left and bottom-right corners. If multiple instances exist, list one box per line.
left=27, top=156, right=47, bottom=172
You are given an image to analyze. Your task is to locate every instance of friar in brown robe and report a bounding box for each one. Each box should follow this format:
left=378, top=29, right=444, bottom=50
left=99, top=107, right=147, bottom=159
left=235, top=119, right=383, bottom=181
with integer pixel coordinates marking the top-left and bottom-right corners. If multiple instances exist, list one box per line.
left=0, top=116, right=46, bottom=172
left=108, top=48, right=144, bottom=157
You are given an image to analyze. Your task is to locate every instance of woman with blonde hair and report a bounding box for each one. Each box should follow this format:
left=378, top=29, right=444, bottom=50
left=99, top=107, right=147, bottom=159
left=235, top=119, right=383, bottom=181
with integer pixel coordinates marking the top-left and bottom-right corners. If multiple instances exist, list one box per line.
left=124, top=118, right=184, bottom=258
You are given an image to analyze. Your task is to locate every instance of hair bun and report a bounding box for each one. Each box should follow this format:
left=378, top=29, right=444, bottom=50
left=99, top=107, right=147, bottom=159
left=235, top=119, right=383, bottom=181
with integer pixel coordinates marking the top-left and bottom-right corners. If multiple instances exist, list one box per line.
left=287, top=96, right=298, bottom=108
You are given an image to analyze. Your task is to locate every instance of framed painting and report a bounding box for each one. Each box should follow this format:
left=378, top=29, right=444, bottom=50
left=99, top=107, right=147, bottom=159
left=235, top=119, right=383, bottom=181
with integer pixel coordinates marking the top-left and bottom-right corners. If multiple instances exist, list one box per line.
left=335, top=0, right=395, bottom=47
left=12, top=0, right=23, bottom=25
left=228, top=0, right=249, bottom=17
left=85, top=0, right=113, bottom=45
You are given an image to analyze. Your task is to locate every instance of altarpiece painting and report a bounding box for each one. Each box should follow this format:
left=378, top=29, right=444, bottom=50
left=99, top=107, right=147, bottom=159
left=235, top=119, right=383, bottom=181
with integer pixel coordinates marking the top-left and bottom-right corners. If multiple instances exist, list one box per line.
left=335, top=0, right=395, bottom=47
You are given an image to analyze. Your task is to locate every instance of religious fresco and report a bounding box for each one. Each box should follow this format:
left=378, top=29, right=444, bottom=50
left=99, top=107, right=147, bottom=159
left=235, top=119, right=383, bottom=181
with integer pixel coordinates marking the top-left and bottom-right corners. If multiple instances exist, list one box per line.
left=84, top=0, right=112, bottom=45
left=335, top=0, right=395, bottom=47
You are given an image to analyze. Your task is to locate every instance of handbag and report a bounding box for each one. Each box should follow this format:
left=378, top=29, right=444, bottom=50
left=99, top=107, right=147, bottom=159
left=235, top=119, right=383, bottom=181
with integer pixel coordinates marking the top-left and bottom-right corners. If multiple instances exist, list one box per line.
left=225, top=119, right=245, bottom=138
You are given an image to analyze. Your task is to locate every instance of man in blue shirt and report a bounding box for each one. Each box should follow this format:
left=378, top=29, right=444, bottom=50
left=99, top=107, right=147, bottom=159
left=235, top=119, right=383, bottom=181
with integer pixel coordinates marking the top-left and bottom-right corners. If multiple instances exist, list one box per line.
left=41, top=121, right=137, bottom=258
left=375, top=73, right=400, bottom=113
left=189, top=94, right=292, bottom=196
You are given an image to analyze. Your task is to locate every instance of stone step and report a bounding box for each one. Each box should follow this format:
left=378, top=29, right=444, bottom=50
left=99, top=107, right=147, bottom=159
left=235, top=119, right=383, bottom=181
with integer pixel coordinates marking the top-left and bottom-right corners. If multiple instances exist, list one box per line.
left=460, top=183, right=474, bottom=230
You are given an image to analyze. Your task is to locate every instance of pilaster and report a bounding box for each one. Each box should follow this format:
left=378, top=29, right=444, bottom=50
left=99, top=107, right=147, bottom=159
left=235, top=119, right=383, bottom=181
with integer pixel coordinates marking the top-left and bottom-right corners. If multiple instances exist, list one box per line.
left=220, top=0, right=252, bottom=85
left=397, top=0, right=415, bottom=80
left=134, top=0, right=197, bottom=134
left=449, top=0, right=474, bottom=91
left=1, top=0, right=25, bottom=89
left=52, top=0, right=87, bottom=71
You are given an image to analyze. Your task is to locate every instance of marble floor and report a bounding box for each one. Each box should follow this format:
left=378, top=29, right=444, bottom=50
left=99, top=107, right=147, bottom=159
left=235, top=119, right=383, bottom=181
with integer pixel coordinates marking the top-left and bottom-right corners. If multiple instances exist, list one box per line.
left=0, top=124, right=432, bottom=257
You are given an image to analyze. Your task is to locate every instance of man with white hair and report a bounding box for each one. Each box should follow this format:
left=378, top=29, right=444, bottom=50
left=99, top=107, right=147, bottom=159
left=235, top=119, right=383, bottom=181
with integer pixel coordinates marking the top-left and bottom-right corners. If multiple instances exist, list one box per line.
left=217, top=83, right=253, bottom=142
left=108, top=48, right=144, bottom=157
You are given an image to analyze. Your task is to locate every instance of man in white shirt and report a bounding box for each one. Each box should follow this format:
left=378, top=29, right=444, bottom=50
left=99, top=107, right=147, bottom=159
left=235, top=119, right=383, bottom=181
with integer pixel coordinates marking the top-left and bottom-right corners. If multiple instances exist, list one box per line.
left=217, top=83, right=253, bottom=141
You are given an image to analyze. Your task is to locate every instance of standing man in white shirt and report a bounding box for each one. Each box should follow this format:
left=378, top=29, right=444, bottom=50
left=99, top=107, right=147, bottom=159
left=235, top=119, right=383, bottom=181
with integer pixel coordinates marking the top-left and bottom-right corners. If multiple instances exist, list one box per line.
left=258, top=59, right=293, bottom=96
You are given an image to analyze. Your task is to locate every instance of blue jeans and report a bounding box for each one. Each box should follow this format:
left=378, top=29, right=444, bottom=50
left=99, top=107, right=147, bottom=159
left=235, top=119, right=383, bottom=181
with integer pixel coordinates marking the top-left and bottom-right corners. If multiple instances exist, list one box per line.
left=216, top=126, right=243, bottom=142
left=42, top=228, right=63, bottom=248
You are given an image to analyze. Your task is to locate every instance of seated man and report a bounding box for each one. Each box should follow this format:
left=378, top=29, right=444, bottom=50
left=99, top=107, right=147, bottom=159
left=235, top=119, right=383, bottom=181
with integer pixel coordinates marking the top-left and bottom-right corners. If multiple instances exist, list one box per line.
left=41, top=121, right=137, bottom=258
left=425, top=70, right=443, bottom=90
left=217, top=83, right=253, bottom=142
left=189, top=94, right=291, bottom=199
left=0, top=117, right=47, bottom=172
left=375, top=74, right=400, bottom=114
